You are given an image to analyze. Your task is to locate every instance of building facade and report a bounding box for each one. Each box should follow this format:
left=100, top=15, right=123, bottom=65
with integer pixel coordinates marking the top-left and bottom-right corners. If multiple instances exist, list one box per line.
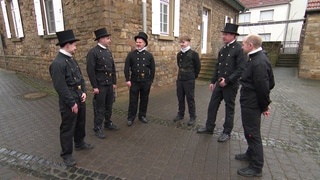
left=299, top=0, right=320, bottom=79
left=0, top=0, right=244, bottom=95
left=238, top=0, right=307, bottom=53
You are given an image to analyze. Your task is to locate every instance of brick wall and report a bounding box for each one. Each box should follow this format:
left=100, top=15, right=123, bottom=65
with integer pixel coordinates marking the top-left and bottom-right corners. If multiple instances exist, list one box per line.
left=0, top=0, right=239, bottom=96
left=299, top=12, right=320, bottom=79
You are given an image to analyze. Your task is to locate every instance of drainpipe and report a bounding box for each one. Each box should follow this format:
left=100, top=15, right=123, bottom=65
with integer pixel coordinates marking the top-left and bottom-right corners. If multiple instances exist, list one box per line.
left=284, top=1, right=291, bottom=43
left=142, top=0, right=147, bottom=33
left=0, top=35, right=6, bottom=69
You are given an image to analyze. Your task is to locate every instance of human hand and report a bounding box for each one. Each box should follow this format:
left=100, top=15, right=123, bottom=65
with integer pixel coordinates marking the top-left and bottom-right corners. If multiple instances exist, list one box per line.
left=209, top=83, right=215, bottom=92
left=71, top=103, right=78, bottom=114
left=219, top=78, right=227, bottom=87
left=81, top=93, right=86, bottom=103
left=126, top=81, right=131, bottom=88
left=263, top=106, right=271, bottom=117
left=93, top=88, right=99, bottom=94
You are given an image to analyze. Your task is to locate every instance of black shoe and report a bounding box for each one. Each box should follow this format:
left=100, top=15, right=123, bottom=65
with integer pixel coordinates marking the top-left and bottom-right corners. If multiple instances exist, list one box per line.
left=94, top=129, right=106, bottom=139
left=218, top=133, right=230, bottom=142
left=139, top=116, right=148, bottom=123
left=104, top=123, right=119, bottom=130
left=173, top=115, right=183, bottom=122
left=75, top=142, right=94, bottom=151
left=235, top=153, right=251, bottom=161
left=197, top=127, right=213, bottom=134
left=63, top=156, right=76, bottom=167
left=237, top=166, right=262, bottom=177
left=187, top=118, right=196, bottom=126
left=127, top=120, right=133, bottom=126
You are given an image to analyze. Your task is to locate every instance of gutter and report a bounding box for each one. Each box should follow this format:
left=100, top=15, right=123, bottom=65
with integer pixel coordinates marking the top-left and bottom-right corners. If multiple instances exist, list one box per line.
left=223, top=0, right=245, bottom=11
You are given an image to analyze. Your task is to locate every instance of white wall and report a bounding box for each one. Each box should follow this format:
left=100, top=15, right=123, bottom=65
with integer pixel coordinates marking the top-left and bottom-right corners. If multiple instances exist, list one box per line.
left=238, top=0, right=307, bottom=42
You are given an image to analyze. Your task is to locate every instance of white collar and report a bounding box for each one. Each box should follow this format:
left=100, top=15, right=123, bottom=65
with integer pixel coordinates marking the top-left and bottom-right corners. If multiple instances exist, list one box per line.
left=248, top=47, right=263, bottom=55
left=59, top=49, right=72, bottom=57
left=181, top=46, right=191, bottom=53
left=98, top=43, right=107, bottom=49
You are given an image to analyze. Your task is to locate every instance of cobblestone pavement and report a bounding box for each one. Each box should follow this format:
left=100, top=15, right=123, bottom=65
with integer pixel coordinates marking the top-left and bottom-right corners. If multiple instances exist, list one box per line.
left=0, top=67, right=319, bottom=180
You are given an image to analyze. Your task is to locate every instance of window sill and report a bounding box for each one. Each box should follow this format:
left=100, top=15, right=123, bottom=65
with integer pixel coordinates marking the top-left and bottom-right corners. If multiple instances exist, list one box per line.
left=11, top=38, right=22, bottom=42
left=43, top=34, right=57, bottom=39
left=158, top=35, right=175, bottom=41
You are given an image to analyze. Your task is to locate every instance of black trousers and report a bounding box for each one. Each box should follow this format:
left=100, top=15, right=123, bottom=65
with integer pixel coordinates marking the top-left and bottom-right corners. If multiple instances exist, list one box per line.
left=127, top=81, right=152, bottom=121
left=241, top=106, right=264, bottom=170
left=176, top=79, right=196, bottom=118
left=59, top=99, right=86, bottom=159
left=93, top=85, right=114, bottom=130
left=206, top=82, right=239, bottom=133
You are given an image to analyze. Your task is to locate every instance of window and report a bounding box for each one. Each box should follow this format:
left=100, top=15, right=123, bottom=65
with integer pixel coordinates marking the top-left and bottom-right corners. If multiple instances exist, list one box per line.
left=152, top=0, right=180, bottom=40
left=160, top=0, right=169, bottom=35
left=1, top=0, right=24, bottom=38
left=259, top=33, right=271, bottom=41
left=239, top=13, right=250, bottom=23
left=259, top=10, right=274, bottom=21
left=237, top=34, right=247, bottom=41
left=34, top=0, right=64, bottom=36
left=225, top=16, right=234, bottom=24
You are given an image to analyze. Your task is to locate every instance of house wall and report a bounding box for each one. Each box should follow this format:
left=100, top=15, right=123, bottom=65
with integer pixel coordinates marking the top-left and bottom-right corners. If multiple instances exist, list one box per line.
left=0, top=0, right=239, bottom=96
left=239, top=0, right=307, bottom=43
left=238, top=4, right=289, bottom=41
left=299, top=12, right=320, bottom=79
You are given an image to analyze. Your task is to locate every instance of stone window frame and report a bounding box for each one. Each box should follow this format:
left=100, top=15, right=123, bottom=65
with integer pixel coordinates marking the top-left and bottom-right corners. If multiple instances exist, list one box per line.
left=152, top=0, right=180, bottom=41
left=34, top=0, right=64, bottom=38
left=0, top=0, right=24, bottom=40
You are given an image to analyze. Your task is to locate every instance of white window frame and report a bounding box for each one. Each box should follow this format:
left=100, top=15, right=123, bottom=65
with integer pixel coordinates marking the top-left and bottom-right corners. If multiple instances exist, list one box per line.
left=237, top=34, right=247, bottom=41
left=259, top=33, right=271, bottom=41
left=160, top=0, right=169, bottom=35
left=259, top=10, right=274, bottom=22
left=1, top=0, right=24, bottom=38
left=34, top=0, right=64, bottom=36
left=152, top=0, right=179, bottom=38
left=239, top=13, right=250, bottom=23
left=225, top=16, right=234, bottom=24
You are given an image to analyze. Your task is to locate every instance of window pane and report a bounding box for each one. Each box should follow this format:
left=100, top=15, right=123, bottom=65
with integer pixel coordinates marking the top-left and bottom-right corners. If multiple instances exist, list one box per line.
left=239, top=13, right=250, bottom=23
left=259, top=33, right=271, bottom=41
left=44, top=0, right=55, bottom=34
left=160, top=1, right=169, bottom=35
left=260, top=10, right=273, bottom=21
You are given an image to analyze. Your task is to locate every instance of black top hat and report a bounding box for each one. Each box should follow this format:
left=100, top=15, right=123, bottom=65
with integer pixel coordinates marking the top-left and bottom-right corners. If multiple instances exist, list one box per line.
left=134, top=32, right=148, bottom=46
left=94, top=28, right=111, bottom=41
left=221, top=23, right=239, bottom=35
left=56, top=30, right=79, bottom=46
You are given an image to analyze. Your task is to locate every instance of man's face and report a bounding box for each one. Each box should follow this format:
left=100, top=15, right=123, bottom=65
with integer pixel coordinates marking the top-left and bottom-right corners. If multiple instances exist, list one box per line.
left=100, top=36, right=111, bottom=47
left=66, top=42, right=77, bottom=55
left=222, top=32, right=235, bottom=44
left=241, top=39, right=251, bottom=54
left=180, top=40, right=190, bottom=49
left=136, top=38, right=146, bottom=50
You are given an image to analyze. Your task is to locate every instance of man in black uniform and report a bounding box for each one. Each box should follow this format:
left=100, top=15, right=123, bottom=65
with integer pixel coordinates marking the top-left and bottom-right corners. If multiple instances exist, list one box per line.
left=124, top=32, right=155, bottom=126
left=86, top=28, right=118, bottom=139
left=49, top=30, right=93, bottom=167
left=197, top=23, right=245, bottom=142
left=236, top=34, right=275, bottom=177
left=173, top=35, right=201, bottom=125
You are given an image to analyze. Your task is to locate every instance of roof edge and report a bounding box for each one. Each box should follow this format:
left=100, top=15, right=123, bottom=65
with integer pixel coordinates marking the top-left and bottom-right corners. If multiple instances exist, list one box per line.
left=223, top=0, right=245, bottom=11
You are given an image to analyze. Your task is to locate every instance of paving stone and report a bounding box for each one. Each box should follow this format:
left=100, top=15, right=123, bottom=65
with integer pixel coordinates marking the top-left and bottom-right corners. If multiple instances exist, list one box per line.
left=0, top=67, right=319, bottom=179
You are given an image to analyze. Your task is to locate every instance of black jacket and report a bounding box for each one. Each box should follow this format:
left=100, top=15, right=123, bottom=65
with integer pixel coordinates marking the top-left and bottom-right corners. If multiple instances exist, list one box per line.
left=211, top=41, right=245, bottom=84
left=86, top=45, right=117, bottom=87
left=176, top=49, right=201, bottom=81
left=49, top=52, right=86, bottom=109
left=124, top=49, right=155, bottom=82
left=240, top=50, right=275, bottom=112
